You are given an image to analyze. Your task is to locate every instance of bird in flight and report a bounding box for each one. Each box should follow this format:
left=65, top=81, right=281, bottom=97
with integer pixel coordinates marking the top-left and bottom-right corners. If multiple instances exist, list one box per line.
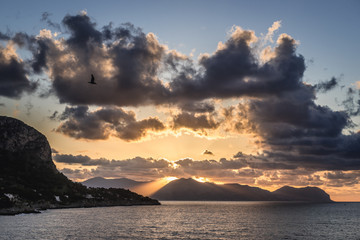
left=88, top=74, right=96, bottom=84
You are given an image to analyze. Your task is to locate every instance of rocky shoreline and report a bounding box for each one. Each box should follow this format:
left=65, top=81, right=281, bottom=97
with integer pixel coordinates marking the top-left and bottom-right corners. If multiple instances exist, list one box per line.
left=0, top=197, right=160, bottom=215
left=0, top=116, right=160, bottom=216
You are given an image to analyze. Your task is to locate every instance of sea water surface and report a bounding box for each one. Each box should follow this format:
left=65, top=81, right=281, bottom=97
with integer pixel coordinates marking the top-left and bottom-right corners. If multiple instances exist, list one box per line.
left=1, top=201, right=359, bottom=240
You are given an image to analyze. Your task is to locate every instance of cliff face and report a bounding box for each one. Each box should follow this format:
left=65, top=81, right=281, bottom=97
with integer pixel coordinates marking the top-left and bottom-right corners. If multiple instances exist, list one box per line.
left=0, top=116, right=159, bottom=215
left=0, top=116, right=56, bottom=171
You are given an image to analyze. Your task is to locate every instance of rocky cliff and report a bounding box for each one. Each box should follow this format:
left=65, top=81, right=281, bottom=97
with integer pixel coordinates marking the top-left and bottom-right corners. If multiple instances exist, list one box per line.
left=0, top=116, right=159, bottom=215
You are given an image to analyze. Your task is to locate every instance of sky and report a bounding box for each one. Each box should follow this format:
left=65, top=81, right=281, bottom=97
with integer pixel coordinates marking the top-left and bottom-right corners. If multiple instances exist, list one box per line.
left=0, top=0, right=360, bottom=201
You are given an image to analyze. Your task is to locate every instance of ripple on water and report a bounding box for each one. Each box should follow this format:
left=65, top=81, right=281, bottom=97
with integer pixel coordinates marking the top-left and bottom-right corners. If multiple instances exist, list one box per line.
left=0, top=202, right=360, bottom=240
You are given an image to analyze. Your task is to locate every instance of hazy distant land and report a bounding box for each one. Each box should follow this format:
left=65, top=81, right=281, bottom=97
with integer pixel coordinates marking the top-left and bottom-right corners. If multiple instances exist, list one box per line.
left=82, top=177, right=333, bottom=202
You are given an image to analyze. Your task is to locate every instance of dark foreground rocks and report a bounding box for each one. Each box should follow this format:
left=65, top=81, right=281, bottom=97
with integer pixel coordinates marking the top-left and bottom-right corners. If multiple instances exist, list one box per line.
left=0, top=116, right=159, bottom=215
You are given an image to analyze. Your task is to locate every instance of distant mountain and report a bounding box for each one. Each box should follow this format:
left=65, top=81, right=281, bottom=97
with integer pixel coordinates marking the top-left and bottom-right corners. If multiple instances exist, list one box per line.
left=0, top=116, right=159, bottom=215
left=82, top=177, right=149, bottom=189
left=151, top=178, right=332, bottom=202
left=151, top=178, right=224, bottom=201
left=272, top=186, right=332, bottom=202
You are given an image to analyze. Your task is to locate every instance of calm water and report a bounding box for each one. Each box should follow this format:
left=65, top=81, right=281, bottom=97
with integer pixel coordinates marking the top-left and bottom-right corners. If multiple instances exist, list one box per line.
left=1, top=201, right=359, bottom=240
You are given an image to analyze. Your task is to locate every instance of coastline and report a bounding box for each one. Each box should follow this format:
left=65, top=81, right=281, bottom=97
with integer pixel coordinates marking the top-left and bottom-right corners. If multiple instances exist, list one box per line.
left=0, top=198, right=160, bottom=216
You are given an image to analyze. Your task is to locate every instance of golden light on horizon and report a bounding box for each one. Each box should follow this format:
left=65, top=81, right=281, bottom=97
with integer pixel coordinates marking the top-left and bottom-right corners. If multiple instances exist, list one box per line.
left=164, top=176, right=178, bottom=182
left=130, top=177, right=178, bottom=197
left=192, top=176, right=211, bottom=183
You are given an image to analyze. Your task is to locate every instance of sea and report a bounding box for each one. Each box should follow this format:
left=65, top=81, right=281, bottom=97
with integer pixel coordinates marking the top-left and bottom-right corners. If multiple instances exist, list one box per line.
left=0, top=201, right=359, bottom=240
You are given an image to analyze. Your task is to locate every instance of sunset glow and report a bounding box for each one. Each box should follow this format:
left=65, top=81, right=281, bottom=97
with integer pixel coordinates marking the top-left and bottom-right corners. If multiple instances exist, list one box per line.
left=164, top=177, right=179, bottom=182
left=131, top=179, right=170, bottom=197
left=1, top=1, right=360, bottom=202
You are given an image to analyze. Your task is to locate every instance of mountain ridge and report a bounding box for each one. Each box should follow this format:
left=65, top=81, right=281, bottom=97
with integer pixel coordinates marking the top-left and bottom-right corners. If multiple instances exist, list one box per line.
left=151, top=178, right=333, bottom=202
left=81, top=177, right=150, bottom=189
left=82, top=177, right=333, bottom=202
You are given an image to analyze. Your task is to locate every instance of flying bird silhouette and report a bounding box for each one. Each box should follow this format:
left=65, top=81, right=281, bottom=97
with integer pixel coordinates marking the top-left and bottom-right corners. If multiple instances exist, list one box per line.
left=88, top=74, right=96, bottom=84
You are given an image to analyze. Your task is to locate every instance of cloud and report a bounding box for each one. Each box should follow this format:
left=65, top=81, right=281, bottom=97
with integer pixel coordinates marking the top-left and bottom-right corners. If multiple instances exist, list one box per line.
left=264, top=20, right=281, bottom=43
left=31, top=14, right=172, bottom=107
left=55, top=154, right=176, bottom=180
left=56, top=106, right=165, bottom=141
left=323, top=171, right=360, bottom=187
left=172, top=112, right=220, bottom=132
left=55, top=154, right=250, bottom=181
left=54, top=154, right=170, bottom=168
left=0, top=43, right=37, bottom=98
left=226, top=92, right=360, bottom=171
left=55, top=153, right=360, bottom=190
left=1, top=13, right=359, bottom=177
left=356, top=81, right=360, bottom=89
left=169, top=32, right=307, bottom=106
left=49, top=111, right=58, bottom=120
left=179, top=101, right=215, bottom=113
left=41, top=12, right=61, bottom=31
left=342, top=87, right=360, bottom=116
left=25, top=101, right=33, bottom=116
left=314, top=77, right=339, bottom=93
left=54, top=154, right=110, bottom=166
left=1, top=15, right=305, bottom=107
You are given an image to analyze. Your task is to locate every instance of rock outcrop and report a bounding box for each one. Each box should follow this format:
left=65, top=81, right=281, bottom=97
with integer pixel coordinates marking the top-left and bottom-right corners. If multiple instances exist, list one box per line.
left=0, top=116, right=159, bottom=215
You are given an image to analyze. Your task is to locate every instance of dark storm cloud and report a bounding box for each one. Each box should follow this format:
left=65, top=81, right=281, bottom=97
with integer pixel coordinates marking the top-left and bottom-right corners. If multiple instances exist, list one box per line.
left=31, top=38, right=50, bottom=74
left=172, top=112, right=219, bottom=131
left=230, top=133, right=360, bottom=171
left=314, top=77, right=338, bottom=93
left=248, top=89, right=349, bottom=140
left=12, top=14, right=307, bottom=108
left=0, top=14, right=316, bottom=109
left=55, top=154, right=253, bottom=181
left=222, top=69, right=360, bottom=171
left=170, top=32, right=305, bottom=101
left=0, top=45, right=37, bottom=98
left=56, top=106, right=165, bottom=141
left=1, top=13, right=359, bottom=173
left=323, top=171, right=360, bottom=187
left=0, top=13, right=171, bottom=106
left=324, top=171, right=360, bottom=180
left=179, top=101, right=215, bottom=113
left=42, top=14, right=172, bottom=107
left=54, top=154, right=170, bottom=168
left=9, top=31, right=58, bottom=75
left=54, top=154, right=110, bottom=166
left=62, top=14, right=102, bottom=47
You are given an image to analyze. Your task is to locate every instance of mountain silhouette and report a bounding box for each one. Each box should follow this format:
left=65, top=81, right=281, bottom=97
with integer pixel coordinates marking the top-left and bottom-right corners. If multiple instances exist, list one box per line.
left=272, top=186, right=332, bottom=202
left=82, top=177, right=149, bottom=189
left=150, top=178, right=332, bottom=202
